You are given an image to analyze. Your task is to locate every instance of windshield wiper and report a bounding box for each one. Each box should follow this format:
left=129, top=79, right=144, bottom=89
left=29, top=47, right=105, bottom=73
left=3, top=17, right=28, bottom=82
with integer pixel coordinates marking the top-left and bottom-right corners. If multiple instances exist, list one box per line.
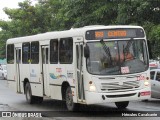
left=123, top=38, right=134, bottom=54
left=100, top=39, right=112, bottom=65
left=123, top=38, right=134, bottom=61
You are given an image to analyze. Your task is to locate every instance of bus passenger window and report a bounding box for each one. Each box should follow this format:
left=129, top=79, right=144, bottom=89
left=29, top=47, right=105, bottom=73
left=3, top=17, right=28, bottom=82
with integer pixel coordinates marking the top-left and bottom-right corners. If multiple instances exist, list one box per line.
left=59, top=38, right=73, bottom=64
left=22, top=42, right=30, bottom=64
left=31, top=41, right=39, bottom=64
left=7, top=44, right=14, bottom=64
left=50, top=39, right=58, bottom=64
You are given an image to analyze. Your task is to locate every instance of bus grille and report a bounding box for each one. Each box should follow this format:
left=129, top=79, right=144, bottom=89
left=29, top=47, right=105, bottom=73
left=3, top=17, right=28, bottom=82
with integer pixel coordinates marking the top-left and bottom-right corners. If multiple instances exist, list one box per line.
left=101, top=81, right=140, bottom=92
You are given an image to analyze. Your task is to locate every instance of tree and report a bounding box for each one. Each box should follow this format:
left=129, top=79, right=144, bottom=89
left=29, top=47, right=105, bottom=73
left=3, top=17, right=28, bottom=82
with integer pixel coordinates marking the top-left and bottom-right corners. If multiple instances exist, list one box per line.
left=57, top=0, right=118, bottom=28
left=148, top=25, right=160, bottom=59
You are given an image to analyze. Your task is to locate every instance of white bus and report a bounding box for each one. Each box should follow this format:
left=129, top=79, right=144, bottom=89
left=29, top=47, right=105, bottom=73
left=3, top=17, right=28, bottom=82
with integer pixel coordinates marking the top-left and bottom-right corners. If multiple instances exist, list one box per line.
left=7, top=25, right=150, bottom=111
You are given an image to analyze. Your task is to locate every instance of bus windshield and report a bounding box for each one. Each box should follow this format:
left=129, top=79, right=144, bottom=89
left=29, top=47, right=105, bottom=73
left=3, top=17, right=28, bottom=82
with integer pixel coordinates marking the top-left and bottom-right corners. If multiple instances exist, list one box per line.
left=86, top=39, right=149, bottom=75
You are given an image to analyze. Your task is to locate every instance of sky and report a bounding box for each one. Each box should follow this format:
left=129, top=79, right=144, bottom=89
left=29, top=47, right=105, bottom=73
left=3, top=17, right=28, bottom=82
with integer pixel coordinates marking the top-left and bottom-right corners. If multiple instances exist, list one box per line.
left=0, top=0, right=37, bottom=20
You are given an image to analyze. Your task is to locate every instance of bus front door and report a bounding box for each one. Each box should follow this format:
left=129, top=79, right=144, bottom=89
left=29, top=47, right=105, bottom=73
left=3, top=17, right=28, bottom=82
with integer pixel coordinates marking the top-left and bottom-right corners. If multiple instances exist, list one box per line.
left=41, top=46, right=50, bottom=96
left=15, top=48, right=21, bottom=93
left=76, top=43, right=85, bottom=102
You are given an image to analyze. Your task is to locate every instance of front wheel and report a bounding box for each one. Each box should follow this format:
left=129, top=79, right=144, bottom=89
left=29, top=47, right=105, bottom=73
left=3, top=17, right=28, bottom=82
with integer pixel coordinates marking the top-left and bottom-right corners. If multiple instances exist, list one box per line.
left=115, top=101, right=129, bottom=109
left=65, top=86, right=78, bottom=111
left=25, top=82, right=35, bottom=104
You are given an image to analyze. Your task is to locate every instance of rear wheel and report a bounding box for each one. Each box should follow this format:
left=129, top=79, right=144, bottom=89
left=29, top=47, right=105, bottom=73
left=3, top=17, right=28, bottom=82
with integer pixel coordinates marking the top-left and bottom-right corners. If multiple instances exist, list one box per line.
left=65, top=86, right=78, bottom=111
left=115, top=101, right=129, bottom=109
left=25, top=82, right=36, bottom=104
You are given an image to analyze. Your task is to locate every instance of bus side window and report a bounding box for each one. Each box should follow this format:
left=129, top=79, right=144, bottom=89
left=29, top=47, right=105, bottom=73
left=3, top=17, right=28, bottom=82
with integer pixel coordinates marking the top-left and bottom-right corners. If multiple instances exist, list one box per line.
left=7, top=44, right=14, bottom=64
left=31, top=41, right=39, bottom=64
left=59, top=38, right=73, bottom=64
left=22, top=42, right=30, bottom=64
left=50, top=39, right=58, bottom=64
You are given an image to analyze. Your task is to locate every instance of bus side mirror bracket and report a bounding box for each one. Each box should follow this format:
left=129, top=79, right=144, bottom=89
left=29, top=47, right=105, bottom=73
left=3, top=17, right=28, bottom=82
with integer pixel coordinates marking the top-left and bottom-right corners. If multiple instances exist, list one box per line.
left=84, top=45, right=90, bottom=58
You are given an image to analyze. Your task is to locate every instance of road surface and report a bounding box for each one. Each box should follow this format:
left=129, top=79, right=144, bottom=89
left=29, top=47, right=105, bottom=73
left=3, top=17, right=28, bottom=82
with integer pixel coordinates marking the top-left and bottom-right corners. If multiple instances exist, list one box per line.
left=0, top=79, right=160, bottom=120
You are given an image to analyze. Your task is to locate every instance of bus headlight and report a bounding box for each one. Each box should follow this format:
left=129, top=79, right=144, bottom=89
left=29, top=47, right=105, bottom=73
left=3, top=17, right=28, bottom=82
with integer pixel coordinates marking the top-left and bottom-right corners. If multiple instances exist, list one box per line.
left=144, top=81, right=149, bottom=86
left=89, top=85, right=96, bottom=92
left=89, top=81, right=96, bottom=92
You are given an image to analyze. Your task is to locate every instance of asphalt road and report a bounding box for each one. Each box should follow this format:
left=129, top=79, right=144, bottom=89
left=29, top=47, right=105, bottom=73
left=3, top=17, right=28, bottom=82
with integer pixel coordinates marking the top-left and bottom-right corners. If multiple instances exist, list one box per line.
left=0, top=79, right=160, bottom=120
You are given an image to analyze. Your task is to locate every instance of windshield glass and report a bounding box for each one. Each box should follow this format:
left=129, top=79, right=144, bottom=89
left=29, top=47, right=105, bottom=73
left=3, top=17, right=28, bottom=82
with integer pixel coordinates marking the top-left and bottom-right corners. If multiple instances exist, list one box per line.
left=86, top=39, right=149, bottom=75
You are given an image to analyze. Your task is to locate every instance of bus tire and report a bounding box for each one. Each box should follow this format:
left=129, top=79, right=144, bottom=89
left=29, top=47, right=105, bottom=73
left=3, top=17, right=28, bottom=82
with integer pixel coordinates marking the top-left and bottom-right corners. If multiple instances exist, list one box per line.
left=65, top=86, right=77, bottom=111
left=25, top=82, right=35, bottom=104
left=115, top=101, right=129, bottom=109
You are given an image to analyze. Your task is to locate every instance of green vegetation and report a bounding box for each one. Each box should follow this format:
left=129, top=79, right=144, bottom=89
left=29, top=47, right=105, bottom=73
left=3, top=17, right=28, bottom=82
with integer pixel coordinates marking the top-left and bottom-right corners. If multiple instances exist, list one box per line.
left=0, top=0, right=160, bottom=59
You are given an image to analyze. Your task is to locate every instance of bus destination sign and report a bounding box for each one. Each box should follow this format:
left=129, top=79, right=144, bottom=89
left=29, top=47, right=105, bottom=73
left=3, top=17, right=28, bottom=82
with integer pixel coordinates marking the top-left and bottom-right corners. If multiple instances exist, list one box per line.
left=86, top=28, right=145, bottom=40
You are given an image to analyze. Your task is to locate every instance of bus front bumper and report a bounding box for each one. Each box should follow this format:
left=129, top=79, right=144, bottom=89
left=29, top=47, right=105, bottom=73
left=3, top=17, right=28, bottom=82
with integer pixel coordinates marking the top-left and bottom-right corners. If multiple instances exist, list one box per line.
left=85, top=89, right=151, bottom=104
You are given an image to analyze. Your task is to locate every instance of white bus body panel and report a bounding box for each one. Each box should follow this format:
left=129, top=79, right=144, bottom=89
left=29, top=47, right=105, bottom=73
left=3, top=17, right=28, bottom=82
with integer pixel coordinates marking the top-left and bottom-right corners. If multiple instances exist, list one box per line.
left=29, top=64, right=43, bottom=97
left=7, top=64, right=16, bottom=92
left=21, top=64, right=30, bottom=89
left=49, top=63, right=76, bottom=101
left=84, top=69, right=151, bottom=104
left=6, top=25, right=150, bottom=105
left=85, top=88, right=150, bottom=104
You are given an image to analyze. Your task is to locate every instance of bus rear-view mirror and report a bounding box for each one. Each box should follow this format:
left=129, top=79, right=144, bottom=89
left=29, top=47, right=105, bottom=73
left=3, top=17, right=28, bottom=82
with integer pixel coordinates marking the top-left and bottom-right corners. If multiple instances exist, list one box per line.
left=84, top=45, right=90, bottom=58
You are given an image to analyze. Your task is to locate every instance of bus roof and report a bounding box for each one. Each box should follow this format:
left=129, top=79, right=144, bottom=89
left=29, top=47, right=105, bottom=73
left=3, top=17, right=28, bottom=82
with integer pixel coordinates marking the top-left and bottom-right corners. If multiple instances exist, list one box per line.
left=7, top=25, right=143, bottom=44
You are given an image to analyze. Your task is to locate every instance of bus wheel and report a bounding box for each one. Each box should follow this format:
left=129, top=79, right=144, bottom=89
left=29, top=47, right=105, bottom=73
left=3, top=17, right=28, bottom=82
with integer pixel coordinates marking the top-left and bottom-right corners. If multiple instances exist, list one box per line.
left=65, top=86, right=77, bottom=111
left=25, top=82, right=35, bottom=104
left=115, top=101, right=129, bottom=109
